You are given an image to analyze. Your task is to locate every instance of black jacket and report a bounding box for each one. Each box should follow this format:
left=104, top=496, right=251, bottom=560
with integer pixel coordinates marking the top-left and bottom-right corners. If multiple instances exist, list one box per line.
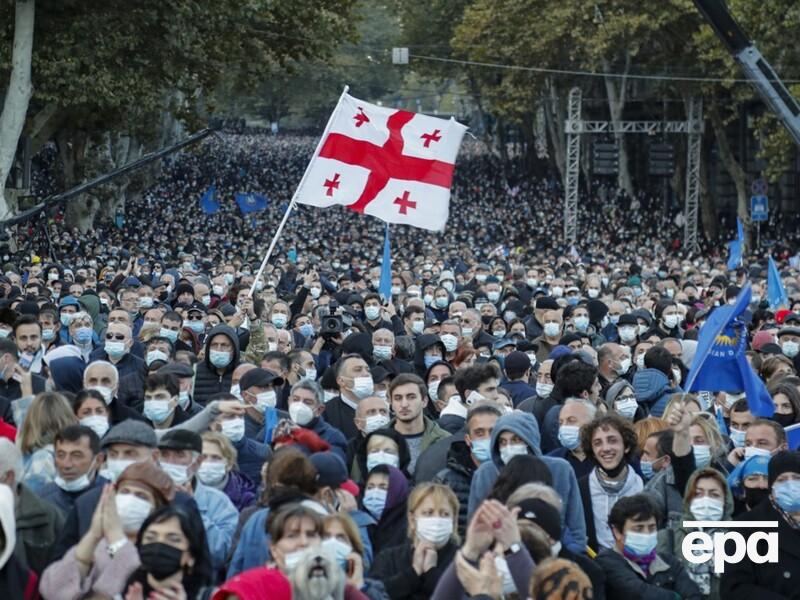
left=367, top=499, right=408, bottom=557
left=193, top=324, right=240, bottom=405
left=369, top=540, right=457, bottom=600
left=322, top=396, right=359, bottom=442
left=596, top=546, right=702, bottom=600
left=721, top=498, right=800, bottom=600
left=433, top=441, right=476, bottom=535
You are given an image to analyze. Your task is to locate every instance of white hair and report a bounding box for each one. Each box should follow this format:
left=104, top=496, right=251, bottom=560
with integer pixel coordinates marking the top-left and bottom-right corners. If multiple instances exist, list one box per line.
left=0, top=439, right=22, bottom=482
left=69, top=311, right=93, bottom=327
left=563, top=396, right=598, bottom=420
left=84, top=360, right=119, bottom=386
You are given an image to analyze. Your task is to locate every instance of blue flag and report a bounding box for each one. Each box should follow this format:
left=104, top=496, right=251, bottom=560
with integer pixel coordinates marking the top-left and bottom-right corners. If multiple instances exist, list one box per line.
left=726, top=218, right=744, bottom=270
left=786, top=423, right=800, bottom=450
left=715, top=407, right=729, bottom=437
left=200, top=185, right=219, bottom=214
left=379, top=224, right=392, bottom=303
left=767, top=255, right=788, bottom=309
left=685, top=283, right=774, bottom=417
left=235, top=192, right=268, bottom=215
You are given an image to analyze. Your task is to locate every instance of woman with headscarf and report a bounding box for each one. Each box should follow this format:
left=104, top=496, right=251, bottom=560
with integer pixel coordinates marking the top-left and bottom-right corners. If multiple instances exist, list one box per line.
left=362, top=464, right=410, bottom=555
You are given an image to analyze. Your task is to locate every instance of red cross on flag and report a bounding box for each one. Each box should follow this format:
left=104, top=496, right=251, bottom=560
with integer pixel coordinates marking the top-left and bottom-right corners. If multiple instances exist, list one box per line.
left=295, top=92, right=467, bottom=231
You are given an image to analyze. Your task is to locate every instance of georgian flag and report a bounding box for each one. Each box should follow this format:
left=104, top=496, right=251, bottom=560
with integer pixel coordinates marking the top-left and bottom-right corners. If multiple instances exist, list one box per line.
left=295, top=92, right=467, bottom=231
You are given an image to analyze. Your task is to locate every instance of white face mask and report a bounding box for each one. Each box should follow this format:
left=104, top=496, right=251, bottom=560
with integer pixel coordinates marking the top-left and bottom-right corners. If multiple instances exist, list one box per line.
left=54, top=468, right=93, bottom=493
left=616, top=358, right=632, bottom=375
left=351, top=376, right=374, bottom=399
left=255, top=390, right=277, bottom=412
left=690, top=496, right=724, bottom=522
left=366, top=450, right=399, bottom=471
left=440, top=334, right=458, bottom=352
left=89, top=385, right=114, bottom=405
left=289, top=402, right=315, bottom=426
left=160, top=461, right=190, bottom=485
left=663, top=314, right=680, bottom=329
left=363, top=414, right=390, bottom=435
left=197, top=460, right=227, bottom=486
left=116, top=492, right=153, bottom=533
left=221, top=417, right=246, bottom=442
left=744, top=446, right=772, bottom=461
left=493, top=556, right=517, bottom=595
left=500, top=443, right=528, bottom=464
left=104, top=458, right=135, bottom=483
left=635, top=353, right=646, bottom=370
left=536, top=382, right=554, bottom=398
left=80, top=415, right=109, bottom=438
left=415, top=516, right=453, bottom=546
left=618, top=326, right=637, bottom=343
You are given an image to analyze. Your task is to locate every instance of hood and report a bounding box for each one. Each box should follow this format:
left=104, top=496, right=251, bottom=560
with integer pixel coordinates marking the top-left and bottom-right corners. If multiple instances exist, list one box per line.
left=50, top=356, right=87, bottom=394
left=632, top=368, right=670, bottom=402
left=384, top=465, right=410, bottom=512
left=489, top=411, right=542, bottom=467
left=414, top=334, right=445, bottom=369
left=78, top=293, right=102, bottom=333
left=203, top=324, right=240, bottom=371
left=682, top=467, right=735, bottom=520
left=0, top=484, right=15, bottom=569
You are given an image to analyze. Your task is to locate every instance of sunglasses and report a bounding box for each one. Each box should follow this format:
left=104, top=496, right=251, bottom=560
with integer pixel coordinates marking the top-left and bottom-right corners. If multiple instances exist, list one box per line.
left=105, top=333, right=126, bottom=341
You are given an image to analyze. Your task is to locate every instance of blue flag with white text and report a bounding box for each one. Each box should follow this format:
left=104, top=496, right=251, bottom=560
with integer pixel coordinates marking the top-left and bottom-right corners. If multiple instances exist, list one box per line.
left=200, top=185, right=219, bottom=214
left=726, top=218, right=744, bottom=270
left=379, top=224, right=392, bottom=303
left=235, top=192, right=268, bottom=215
left=685, top=283, right=774, bottom=417
left=767, top=255, right=788, bottom=309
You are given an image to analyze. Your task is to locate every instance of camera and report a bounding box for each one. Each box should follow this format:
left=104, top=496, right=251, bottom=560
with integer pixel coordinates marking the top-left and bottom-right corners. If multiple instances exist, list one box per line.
left=321, top=312, right=353, bottom=335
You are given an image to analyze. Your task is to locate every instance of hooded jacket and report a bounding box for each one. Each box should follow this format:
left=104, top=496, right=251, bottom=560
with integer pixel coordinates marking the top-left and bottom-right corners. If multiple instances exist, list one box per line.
left=365, top=465, right=410, bottom=555
left=657, top=468, right=735, bottom=600
left=193, top=324, right=240, bottom=404
left=632, top=368, right=679, bottom=417
left=433, top=440, right=477, bottom=536
left=413, top=335, right=446, bottom=377
left=467, top=412, right=587, bottom=553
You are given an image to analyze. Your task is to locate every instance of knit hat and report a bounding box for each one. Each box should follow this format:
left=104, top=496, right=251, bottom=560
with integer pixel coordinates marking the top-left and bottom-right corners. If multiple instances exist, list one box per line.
left=116, top=461, right=175, bottom=507
left=768, top=450, right=800, bottom=488
left=516, top=498, right=562, bottom=541
left=726, top=455, right=770, bottom=497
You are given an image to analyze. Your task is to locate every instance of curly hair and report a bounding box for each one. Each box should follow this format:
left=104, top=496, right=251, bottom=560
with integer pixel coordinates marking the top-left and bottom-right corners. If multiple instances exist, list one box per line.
left=580, top=413, right=639, bottom=460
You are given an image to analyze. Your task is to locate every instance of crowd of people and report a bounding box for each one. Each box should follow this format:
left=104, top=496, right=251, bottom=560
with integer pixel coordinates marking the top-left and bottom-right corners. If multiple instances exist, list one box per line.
left=0, top=132, right=798, bottom=599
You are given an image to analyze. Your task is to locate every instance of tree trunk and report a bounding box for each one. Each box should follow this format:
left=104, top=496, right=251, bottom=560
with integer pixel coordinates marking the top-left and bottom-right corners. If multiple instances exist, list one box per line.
left=698, top=131, right=717, bottom=241
left=543, top=79, right=566, bottom=182
left=603, top=54, right=634, bottom=199
left=709, top=102, right=750, bottom=247
left=0, top=0, right=35, bottom=219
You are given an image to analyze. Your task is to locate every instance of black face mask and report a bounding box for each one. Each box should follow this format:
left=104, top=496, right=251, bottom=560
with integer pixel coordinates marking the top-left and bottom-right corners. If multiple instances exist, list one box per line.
left=138, top=542, right=184, bottom=580
left=744, top=486, right=769, bottom=509
left=771, top=413, right=796, bottom=427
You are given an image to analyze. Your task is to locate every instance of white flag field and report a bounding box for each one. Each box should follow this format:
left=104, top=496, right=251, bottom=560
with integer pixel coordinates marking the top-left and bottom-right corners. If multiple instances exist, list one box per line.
left=295, top=92, right=468, bottom=231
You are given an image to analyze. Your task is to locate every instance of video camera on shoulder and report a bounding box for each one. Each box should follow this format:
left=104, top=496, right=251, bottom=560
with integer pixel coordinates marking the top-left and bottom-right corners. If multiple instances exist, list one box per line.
left=320, top=300, right=353, bottom=336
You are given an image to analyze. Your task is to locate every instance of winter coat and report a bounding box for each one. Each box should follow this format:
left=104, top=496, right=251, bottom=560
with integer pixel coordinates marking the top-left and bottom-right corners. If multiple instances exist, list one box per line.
left=309, top=416, right=348, bottom=463
left=193, top=324, right=240, bottom=404
left=412, top=335, right=446, bottom=377
left=322, top=395, right=360, bottom=442
left=720, top=497, right=800, bottom=600
left=579, top=465, right=644, bottom=552
left=657, top=468, right=735, bottom=600
left=467, top=411, right=588, bottom=553
left=194, top=482, right=239, bottom=570
left=433, top=440, right=477, bottom=535
left=596, top=546, right=702, bottom=599
left=632, top=368, right=680, bottom=417
left=39, top=475, right=107, bottom=516
left=369, top=540, right=458, bottom=600
left=16, top=483, right=65, bottom=575
left=500, top=379, right=537, bottom=408
left=231, top=434, right=271, bottom=484
left=222, top=469, right=257, bottom=511
left=410, top=433, right=457, bottom=484
left=87, top=347, right=146, bottom=380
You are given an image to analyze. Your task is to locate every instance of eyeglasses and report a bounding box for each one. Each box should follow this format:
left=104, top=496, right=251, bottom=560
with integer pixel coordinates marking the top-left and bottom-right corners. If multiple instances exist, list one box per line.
left=105, top=333, right=126, bottom=341
left=186, top=314, right=204, bottom=321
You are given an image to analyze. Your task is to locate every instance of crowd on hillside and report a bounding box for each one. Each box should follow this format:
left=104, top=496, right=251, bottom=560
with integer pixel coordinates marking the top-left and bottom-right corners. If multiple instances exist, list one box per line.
left=0, top=133, right=797, bottom=599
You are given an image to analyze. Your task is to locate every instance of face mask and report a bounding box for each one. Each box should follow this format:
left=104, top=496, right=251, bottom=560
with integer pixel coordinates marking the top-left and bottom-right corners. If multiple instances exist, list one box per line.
left=462, top=326, right=473, bottom=338
left=138, top=542, right=184, bottom=580
left=427, top=380, right=440, bottom=401
left=41, top=328, right=56, bottom=342
left=492, top=330, right=506, bottom=339
left=587, top=288, right=600, bottom=299
left=322, top=537, right=353, bottom=570
left=475, top=274, right=487, bottom=283
left=138, top=297, right=154, bottom=309
left=186, top=320, right=205, bottom=334
left=310, top=287, right=322, bottom=299
left=543, top=322, right=560, bottom=338
left=745, top=486, right=769, bottom=508
left=782, top=341, right=800, bottom=358
left=160, top=327, right=178, bottom=343
left=373, top=345, right=392, bottom=361
left=618, top=326, right=637, bottom=343
left=434, top=297, right=448, bottom=309
left=744, top=446, right=772, bottom=461
left=442, top=281, right=454, bottom=293
left=144, top=399, right=174, bottom=424
left=551, top=286, right=563, bottom=298
left=567, top=296, right=579, bottom=306
left=80, top=415, right=109, bottom=438
left=614, top=398, right=638, bottom=420
left=271, top=314, right=288, bottom=329
left=256, top=390, right=277, bottom=412
left=772, top=412, right=796, bottom=427
left=773, top=480, right=800, bottom=512
left=423, top=294, right=434, bottom=306
left=201, top=295, right=211, bottom=306
left=209, top=350, right=232, bottom=368
left=224, top=273, right=235, bottom=285
left=486, top=291, right=501, bottom=304
left=663, top=314, right=680, bottom=329
left=367, top=451, right=399, bottom=472
left=160, top=461, right=190, bottom=485
left=105, top=340, right=128, bottom=360
left=616, top=358, right=632, bottom=375
left=363, top=488, right=388, bottom=519
left=364, top=414, right=390, bottom=435
left=411, top=320, right=425, bottom=334
left=176, top=390, right=190, bottom=410
left=623, top=530, right=657, bottom=557
left=470, top=438, right=492, bottom=463
left=690, top=496, right=724, bottom=521
left=526, top=278, right=538, bottom=288
left=146, top=350, right=168, bottom=366
left=424, top=355, right=440, bottom=369
left=299, top=323, right=315, bottom=338
left=640, top=460, right=656, bottom=481
left=635, top=353, right=646, bottom=370
left=536, top=382, right=554, bottom=398
left=365, top=306, right=381, bottom=321
left=440, top=334, right=458, bottom=352
left=637, top=324, right=649, bottom=337
left=351, top=376, right=374, bottom=400
left=90, top=385, right=114, bottom=405
left=672, top=368, right=682, bottom=385
left=416, top=516, right=453, bottom=546
left=60, top=313, right=73, bottom=327
left=609, top=315, right=620, bottom=326
left=54, top=470, right=93, bottom=493
left=289, top=402, right=315, bottom=426
left=573, top=316, right=590, bottom=332
left=500, top=443, right=528, bottom=464
left=197, top=460, right=227, bottom=486
left=558, top=425, right=581, bottom=450
left=268, top=342, right=278, bottom=352
left=116, top=492, right=153, bottom=533
left=494, top=556, right=517, bottom=595
left=220, top=417, right=246, bottom=443
left=212, top=285, right=224, bottom=296
left=692, top=444, right=711, bottom=469
left=729, top=427, right=746, bottom=448
left=74, top=327, right=93, bottom=345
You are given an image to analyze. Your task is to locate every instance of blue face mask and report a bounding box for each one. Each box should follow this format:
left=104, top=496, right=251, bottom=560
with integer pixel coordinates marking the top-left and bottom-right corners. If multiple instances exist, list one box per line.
left=470, top=438, right=492, bottom=463
left=567, top=296, right=579, bottom=306
left=557, top=425, right=581, bottom=450
left=692, top=445, right=711, bottom=469
left=74, top=327, right=93, bottom=345
left=623, top=530, right=657, bottom=557
left=773, top=480, right=800, bottom=513
left=186, top=320, right=205, bottom=334
left=640, top=460, right=655, bottom=481
left=424, top=355, right=440, bottom=369
left=299, top=323, right=315, bottom=338
left=160, top=327, right=178, bottom=343
left=362, top=488, right=388, bottom=520
left=209, top=350, right=231, bottom=368
left=729, top=428, right=746, bottom=448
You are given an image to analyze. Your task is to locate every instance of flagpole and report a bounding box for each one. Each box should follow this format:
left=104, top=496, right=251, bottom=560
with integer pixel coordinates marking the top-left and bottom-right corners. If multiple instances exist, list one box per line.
left=249, top=85, right=350, bottom=298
